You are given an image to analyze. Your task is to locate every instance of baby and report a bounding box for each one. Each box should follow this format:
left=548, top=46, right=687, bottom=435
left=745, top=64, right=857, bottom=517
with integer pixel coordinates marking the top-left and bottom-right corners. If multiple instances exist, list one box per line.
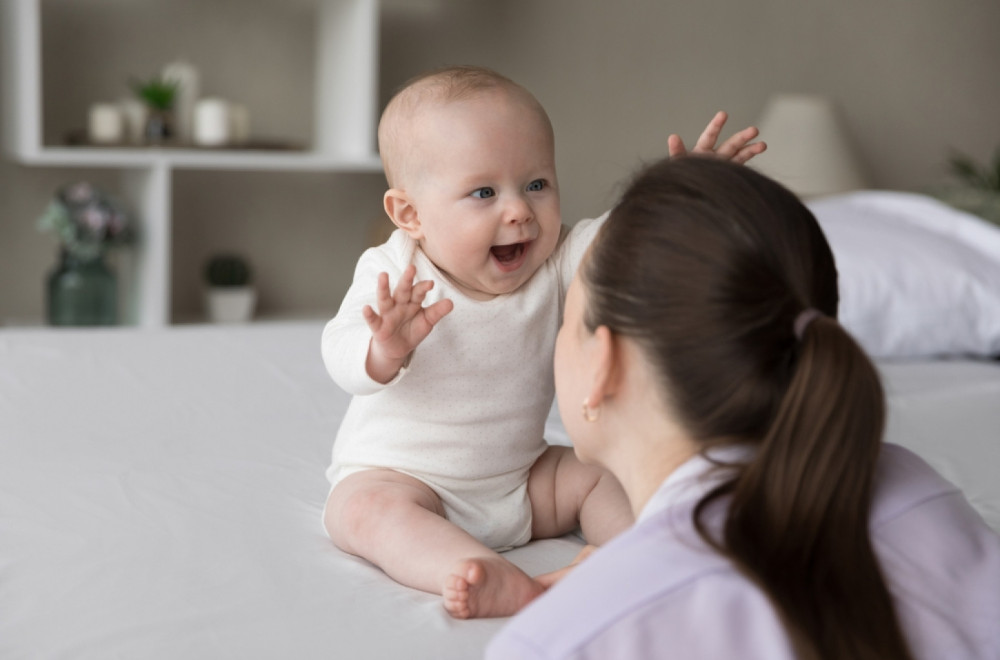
left=321, top=65, right=763, bottom=619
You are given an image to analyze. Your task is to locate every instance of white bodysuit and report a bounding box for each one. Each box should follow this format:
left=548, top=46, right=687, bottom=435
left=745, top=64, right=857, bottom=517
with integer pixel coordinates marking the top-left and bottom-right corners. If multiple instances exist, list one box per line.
left=322, top=216, right=604, bottom=550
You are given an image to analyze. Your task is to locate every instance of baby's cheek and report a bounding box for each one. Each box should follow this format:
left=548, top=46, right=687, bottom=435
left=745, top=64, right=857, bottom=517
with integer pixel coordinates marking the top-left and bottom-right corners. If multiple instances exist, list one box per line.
left=537, top=231, right=562, bottom=263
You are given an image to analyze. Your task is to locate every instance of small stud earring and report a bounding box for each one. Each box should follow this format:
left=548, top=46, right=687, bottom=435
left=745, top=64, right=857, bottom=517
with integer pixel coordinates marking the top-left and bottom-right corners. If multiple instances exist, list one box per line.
left=582, top=398, right=600, bottom=423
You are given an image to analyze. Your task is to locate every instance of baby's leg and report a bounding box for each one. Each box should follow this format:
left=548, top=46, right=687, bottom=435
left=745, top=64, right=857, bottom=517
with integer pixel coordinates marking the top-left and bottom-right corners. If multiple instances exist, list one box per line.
left=527, top=446, right=633, bottom=545
left=324, top=469, right=543, bottom=618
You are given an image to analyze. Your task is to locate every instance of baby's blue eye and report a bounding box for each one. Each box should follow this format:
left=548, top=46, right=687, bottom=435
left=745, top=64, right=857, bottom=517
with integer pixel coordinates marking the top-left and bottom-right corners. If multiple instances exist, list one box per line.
left=472, top=187, right=496, bottom=199
left=527, top=179, right=546, bottom=192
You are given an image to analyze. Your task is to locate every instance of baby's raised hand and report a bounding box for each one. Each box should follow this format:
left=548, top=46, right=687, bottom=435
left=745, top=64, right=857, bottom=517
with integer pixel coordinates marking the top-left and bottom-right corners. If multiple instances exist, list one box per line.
left=668, top=111, right=766, bottom=164
left=363, top=264, right=454, bottom=383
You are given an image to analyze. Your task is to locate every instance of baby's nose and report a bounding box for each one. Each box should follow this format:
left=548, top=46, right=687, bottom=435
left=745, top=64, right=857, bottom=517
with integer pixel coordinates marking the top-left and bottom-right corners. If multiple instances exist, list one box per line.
left=504, top=196, right=533, bottom=224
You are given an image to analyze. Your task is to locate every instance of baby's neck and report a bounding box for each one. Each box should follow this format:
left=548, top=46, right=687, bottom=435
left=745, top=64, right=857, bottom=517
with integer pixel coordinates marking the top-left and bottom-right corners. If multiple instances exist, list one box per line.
left=434, top=264, right=528, bottom=302
left=446, top=275, right=500, bottom=301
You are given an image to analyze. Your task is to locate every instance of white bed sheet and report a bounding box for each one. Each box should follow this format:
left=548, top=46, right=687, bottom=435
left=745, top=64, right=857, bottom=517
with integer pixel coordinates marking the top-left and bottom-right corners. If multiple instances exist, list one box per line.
left=0, top=323, right=580, bottom=660
left=1, top=322, right=997, bottom=659
left=879, top=359, right=1000, bottom=531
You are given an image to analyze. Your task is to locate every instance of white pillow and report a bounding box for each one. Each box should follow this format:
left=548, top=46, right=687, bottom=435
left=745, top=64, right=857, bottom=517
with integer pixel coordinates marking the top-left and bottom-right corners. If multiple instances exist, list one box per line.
left=806, top=191, right=1000, bottom=359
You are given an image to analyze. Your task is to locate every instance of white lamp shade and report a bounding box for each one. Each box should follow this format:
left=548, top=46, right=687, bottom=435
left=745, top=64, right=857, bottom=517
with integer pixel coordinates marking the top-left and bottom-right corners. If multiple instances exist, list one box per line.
left=752, top=94, right=868, bottom=198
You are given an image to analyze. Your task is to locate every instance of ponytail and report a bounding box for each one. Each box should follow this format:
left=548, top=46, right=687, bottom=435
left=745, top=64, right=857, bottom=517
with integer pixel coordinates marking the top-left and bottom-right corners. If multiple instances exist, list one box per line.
left=694, top=317, right=914, bottom=660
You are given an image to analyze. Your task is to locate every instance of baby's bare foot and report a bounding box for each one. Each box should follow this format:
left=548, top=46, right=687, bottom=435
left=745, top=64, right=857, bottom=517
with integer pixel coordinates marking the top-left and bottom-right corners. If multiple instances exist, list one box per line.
left=442, top=557, right=545, bottom=619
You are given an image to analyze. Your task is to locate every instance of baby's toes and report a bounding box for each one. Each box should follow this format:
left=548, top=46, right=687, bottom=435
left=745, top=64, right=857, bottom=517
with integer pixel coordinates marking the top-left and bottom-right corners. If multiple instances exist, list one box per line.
left=442, top=575, right=471, bottom=618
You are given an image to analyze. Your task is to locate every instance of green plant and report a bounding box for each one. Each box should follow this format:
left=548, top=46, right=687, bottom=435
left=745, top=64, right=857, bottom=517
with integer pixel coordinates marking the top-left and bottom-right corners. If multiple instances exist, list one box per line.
left=947, top=148, right=1000, bottom=192
left=204, top=254, right=252, bottom=288
left=130, top=75, right=178, bottom=111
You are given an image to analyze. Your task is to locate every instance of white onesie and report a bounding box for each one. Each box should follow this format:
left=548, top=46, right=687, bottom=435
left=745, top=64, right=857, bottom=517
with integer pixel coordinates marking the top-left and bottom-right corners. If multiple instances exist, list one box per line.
left=322, top=215, right=605, bottom=551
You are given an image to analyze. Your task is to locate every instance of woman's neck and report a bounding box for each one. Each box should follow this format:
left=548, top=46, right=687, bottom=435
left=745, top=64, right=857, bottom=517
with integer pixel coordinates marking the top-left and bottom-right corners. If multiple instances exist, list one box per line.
left=618, top=437, right=698, bottom=518
left=599, top=335, right=700, bottom=518
left=601, top=393, right=699, bottom=517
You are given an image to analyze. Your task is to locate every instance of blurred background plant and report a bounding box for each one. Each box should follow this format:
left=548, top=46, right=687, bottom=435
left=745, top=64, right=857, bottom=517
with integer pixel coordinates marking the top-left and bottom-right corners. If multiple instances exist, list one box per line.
left=37, top=182, right=132, bottom=260
left=130, top=74, right=178, bottom=142
left=948, top=149, right=1000, bottom=191
left=204, top=254, right=252, bottom=288
left=934, top=148, right=1000, bottom=226
left=130, top=74, right=178, bottom=111
left=203, top=253, right=256, bottom=323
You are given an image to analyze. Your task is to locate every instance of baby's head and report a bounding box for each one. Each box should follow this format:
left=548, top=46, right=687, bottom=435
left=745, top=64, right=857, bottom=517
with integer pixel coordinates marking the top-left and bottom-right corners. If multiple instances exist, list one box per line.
left=378, top=66, right=562, bottom=300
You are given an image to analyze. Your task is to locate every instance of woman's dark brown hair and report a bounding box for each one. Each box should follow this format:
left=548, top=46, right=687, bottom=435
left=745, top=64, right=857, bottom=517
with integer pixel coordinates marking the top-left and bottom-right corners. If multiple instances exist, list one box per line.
left=581, top=156, right=913, bottom=659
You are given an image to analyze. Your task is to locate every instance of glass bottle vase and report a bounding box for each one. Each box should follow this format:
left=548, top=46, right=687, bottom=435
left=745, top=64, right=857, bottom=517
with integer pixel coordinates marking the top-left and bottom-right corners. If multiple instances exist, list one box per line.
left=46, top=249, right=118, bottom=326
left=144, top=108, right=174, bottom=144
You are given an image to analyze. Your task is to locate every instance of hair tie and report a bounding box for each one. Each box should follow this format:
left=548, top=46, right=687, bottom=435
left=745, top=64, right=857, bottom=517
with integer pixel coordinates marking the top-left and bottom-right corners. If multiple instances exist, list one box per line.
left=794, top=308, right=823, bottom=340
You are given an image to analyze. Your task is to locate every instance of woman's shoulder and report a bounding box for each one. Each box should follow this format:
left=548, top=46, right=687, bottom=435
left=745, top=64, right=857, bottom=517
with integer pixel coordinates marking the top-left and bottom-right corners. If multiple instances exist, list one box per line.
left=487, top=513, right=790, bottom=660
left=865, top=443, right=999, bottom=586
left=871, top=444, right=1000, bottom=657
left=871, top=442, right=969, bottom=526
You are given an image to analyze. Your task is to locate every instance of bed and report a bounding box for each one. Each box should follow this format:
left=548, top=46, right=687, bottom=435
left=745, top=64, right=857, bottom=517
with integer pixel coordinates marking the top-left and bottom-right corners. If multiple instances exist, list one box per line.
left=2, top=192, right=999, bottom=659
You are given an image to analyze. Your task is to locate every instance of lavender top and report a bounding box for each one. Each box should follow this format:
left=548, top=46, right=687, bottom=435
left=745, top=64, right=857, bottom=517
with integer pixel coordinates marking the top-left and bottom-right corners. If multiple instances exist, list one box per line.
left=486, top=443, right=1000, bottom=659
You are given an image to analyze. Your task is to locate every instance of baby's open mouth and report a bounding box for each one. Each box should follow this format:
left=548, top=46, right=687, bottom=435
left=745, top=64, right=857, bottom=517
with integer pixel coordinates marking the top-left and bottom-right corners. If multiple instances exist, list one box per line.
left=490, top=241, right=529, bottom=266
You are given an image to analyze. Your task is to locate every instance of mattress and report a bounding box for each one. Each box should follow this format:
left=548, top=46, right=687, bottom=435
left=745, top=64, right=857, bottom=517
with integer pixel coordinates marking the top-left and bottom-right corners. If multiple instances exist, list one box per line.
left=879, top=359, right=1000, bottom=531
left=1, top=322, right=997, bottom=659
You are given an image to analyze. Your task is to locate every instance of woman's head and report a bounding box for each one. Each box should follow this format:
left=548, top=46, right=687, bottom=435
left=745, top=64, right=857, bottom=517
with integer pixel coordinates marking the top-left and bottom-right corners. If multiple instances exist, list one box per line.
left=562, top=156, right=911, bottom=660
left=577, top=155, right=839, bottom=445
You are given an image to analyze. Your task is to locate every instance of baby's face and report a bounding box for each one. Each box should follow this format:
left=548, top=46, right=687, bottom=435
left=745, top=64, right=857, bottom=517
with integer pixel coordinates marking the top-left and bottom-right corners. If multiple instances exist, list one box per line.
left=401, top=91, right=561, bottom=300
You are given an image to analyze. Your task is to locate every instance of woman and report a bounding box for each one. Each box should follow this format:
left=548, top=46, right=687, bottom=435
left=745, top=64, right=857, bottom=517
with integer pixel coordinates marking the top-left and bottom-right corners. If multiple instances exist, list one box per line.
left=486, top=157, right=1000, bottom=659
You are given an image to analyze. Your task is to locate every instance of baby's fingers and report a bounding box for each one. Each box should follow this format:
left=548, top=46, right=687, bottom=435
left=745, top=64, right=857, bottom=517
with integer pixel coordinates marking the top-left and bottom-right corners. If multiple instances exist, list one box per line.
left=362, top=304, right=382, bottom=332
left=667, top=134, right=687, bottom=158
left=392, top=264, right=418, bottom=304
left=374, top=272, right=393, bottom=315
left=729, top=139, right=767, bottom=165
left=410, top=278, right=436, bottom=304
left=423, top=298, right=454, bottom=328
left=715, top=125, right=762, bottom=160
left=693, top=111, right=728, bottom=153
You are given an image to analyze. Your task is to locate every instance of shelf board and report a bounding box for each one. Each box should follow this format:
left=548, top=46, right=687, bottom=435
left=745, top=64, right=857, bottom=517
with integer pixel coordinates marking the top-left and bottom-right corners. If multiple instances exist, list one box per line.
left=17, top=147, right=384, bottom=172
left=172, top=311, right=330, bottom=326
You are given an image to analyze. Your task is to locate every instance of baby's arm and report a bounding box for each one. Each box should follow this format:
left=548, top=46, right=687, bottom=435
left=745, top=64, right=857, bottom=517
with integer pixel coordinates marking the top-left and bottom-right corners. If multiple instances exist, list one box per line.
left=668, top=110, right=767, bottom=163
left=363, top=264, right=453, bottom=383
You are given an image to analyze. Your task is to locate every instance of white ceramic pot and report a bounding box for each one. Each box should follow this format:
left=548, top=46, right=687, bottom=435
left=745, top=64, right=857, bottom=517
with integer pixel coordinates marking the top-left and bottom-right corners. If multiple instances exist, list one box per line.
left=193, top=98, right=231, bottom=147
left=205, top=287, right=256, bottom=323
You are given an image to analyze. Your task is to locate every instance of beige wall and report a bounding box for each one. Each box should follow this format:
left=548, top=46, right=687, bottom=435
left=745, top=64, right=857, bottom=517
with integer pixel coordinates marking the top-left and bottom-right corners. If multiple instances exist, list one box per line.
left=384, top=0, right=1000, bottom=224
left=3, top=0, right=999, bottom=324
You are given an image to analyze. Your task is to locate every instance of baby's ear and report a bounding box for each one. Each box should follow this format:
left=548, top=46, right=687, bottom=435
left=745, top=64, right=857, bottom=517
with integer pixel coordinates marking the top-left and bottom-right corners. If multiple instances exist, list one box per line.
left=383, top=189, right=422, bottom=239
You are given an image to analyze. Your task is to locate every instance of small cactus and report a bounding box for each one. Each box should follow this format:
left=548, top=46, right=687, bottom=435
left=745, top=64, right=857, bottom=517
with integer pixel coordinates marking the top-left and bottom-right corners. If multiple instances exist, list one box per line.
left=204, top=254, right=252, bottom=288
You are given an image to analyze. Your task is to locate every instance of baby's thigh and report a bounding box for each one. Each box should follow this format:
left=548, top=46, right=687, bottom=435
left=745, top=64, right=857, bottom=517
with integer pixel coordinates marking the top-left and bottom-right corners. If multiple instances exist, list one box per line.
left=324, top=468, right=445, bottom=551
left=527, top=446, right=603, bottom=539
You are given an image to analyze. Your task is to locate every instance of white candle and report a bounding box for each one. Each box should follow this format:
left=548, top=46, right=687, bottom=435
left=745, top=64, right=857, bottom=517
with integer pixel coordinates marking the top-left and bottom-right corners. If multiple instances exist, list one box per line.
left=229, top=104, right=250, bottom=146
left=162, top=60, right=200, bottom=143
left=88, top=103, right=123, bottom=144
left=194, top=98, right=231, bottom=147
left=117, top=98, right=148, bottom=144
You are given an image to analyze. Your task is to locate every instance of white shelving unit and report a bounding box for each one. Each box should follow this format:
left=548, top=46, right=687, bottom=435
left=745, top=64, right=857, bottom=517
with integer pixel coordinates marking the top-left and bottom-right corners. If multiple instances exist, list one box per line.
left=1, top=0, right=382, bottom=327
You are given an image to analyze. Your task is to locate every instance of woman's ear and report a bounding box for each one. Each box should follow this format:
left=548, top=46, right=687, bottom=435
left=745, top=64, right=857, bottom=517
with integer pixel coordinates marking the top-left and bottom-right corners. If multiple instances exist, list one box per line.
left=384, top=189, right=422, bottom=239
left=586, top=325, right=620, bottom=409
